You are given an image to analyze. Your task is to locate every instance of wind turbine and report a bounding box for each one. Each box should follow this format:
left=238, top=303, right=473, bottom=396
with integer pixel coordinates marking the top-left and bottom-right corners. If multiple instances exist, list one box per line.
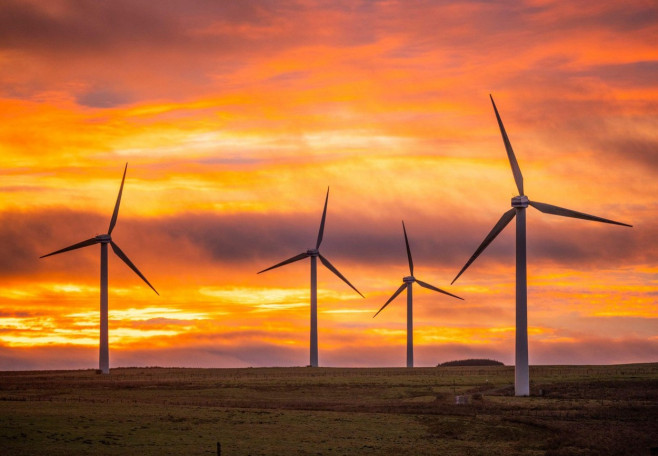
left=258, top=187, right=363, bottom=367
left=452, top=95, right=632, bottom=396
left=40, top=163, right=158, bottom=374
left=374, top=221, right=462, bottom=368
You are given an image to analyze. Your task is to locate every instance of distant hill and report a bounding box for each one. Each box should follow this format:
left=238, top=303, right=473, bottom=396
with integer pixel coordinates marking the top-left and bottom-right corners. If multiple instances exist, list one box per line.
left=437, top=359, right=504, bottom=367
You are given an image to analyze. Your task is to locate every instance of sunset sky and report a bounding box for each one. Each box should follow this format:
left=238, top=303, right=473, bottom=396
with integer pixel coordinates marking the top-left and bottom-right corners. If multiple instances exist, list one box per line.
left=1, top=0, right=656, bottom=370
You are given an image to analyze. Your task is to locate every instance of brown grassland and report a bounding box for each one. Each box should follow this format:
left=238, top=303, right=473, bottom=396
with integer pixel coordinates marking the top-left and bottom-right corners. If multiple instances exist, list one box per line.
left=0, top=363, right=657, bottom=455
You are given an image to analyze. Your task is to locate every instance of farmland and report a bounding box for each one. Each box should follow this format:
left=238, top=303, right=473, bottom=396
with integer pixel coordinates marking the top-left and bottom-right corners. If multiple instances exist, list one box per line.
left=1, top=364, right=657, bottom=455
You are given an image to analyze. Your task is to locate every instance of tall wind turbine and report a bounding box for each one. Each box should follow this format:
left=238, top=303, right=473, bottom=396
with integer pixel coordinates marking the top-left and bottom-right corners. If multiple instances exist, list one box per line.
left=374, top=221, right=462, bottom=368
left=258, top=187, right=363, bottom=367
left=452, top=95, right=632, bottom=396
left=41, top=164, right=158, bottom=374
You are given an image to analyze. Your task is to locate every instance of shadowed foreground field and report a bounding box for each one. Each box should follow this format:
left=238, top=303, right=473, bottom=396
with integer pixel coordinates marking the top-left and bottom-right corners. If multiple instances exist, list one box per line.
left=1, top=364, right=657, bottom=455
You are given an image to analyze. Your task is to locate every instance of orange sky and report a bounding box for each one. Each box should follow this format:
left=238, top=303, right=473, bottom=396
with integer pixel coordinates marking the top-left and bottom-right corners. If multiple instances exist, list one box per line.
left=1, top=0, right=657, bottom=370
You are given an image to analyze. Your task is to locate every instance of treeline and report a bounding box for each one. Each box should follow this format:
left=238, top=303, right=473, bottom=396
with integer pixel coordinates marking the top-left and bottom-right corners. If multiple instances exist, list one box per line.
left=437, top=359, right=504, bottom=367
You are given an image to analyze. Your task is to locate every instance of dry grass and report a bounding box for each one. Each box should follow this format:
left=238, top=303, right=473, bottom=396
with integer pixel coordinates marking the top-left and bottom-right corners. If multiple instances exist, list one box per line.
left=0, top=364, right=657, bottom=455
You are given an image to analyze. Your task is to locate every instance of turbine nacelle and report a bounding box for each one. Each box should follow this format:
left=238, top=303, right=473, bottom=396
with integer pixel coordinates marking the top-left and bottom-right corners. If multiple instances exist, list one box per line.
left=403, top=276, right=415, bottom=283
left=306, top=249, right=319, bottom=257
left=95, top=234, right=112, bottom=243
left=511, top=195, right=529, bottom=208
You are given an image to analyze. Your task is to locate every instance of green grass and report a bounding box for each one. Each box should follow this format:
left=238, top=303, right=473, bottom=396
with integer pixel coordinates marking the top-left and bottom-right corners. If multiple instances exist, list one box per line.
left=1, top=364, right=657, bottom=455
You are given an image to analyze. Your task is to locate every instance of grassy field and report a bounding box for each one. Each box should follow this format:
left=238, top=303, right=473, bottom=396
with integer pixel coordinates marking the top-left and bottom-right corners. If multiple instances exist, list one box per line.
left=1, top=364, right=657, bottom=455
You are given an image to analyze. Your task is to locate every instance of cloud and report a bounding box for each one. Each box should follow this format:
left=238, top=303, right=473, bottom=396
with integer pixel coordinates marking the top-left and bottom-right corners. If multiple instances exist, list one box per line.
left=592, top=122, right=658, bottom=172
left=0, top=0, right=183, bottom=55
left=0, top=210, right=104, bottom=276
left=0, top=0, right=382, bottom=103
left=0, top=344, right=96, bottom=370
left=530, top=336, right=658, bottom=365
left=2, top=0, right=653, bottom=106
left=581, top=61, right=658, bottom=88
left=5, top=333, right=653, bottom=370
left=0, top=205, right=650, bottom=282
left=76, top=86, right=134, bottom=108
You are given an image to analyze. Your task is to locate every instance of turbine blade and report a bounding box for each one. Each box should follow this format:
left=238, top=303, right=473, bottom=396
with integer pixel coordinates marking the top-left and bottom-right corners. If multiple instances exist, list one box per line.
left=529, top=201, right=632, bottom=227
left=416, top=279, right=464, bottom=300
left=108, top=163, right=128, bottom=235
left=318, top=253, right=364, bottom=298
left=110, top=241, right=159, bottom=295
left=490, top=95, right=524, bottom=195
left=40, top=237, right=100, bottom=258
left=257, top=252, right=309, bottom=274
left=316, top=187, right=329, bottom=249
left=373, top=282, right=407, bottom=318
left=452, top=208, right=516, bottom=284
left=402, top=220, right=413, bottom=276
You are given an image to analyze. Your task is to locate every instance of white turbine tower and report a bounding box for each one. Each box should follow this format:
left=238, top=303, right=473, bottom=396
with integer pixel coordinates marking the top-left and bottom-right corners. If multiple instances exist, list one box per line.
left=258, top=187, right=363, bottom=367
left=374, top=221, right=462, bottom=368
left=452, top=95, right=632, bottom=396
left=40, top=163, right=158, bottom=374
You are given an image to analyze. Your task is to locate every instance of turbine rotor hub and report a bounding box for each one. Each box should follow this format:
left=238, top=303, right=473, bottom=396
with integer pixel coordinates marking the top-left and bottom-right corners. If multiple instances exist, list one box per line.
left=511, top=195, right=529, bottom=208
left=95, top=234, right=112, bottom=243
left=306, top=249, right=319, bottom=257
left=403, top=276, right=415, bottom=283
